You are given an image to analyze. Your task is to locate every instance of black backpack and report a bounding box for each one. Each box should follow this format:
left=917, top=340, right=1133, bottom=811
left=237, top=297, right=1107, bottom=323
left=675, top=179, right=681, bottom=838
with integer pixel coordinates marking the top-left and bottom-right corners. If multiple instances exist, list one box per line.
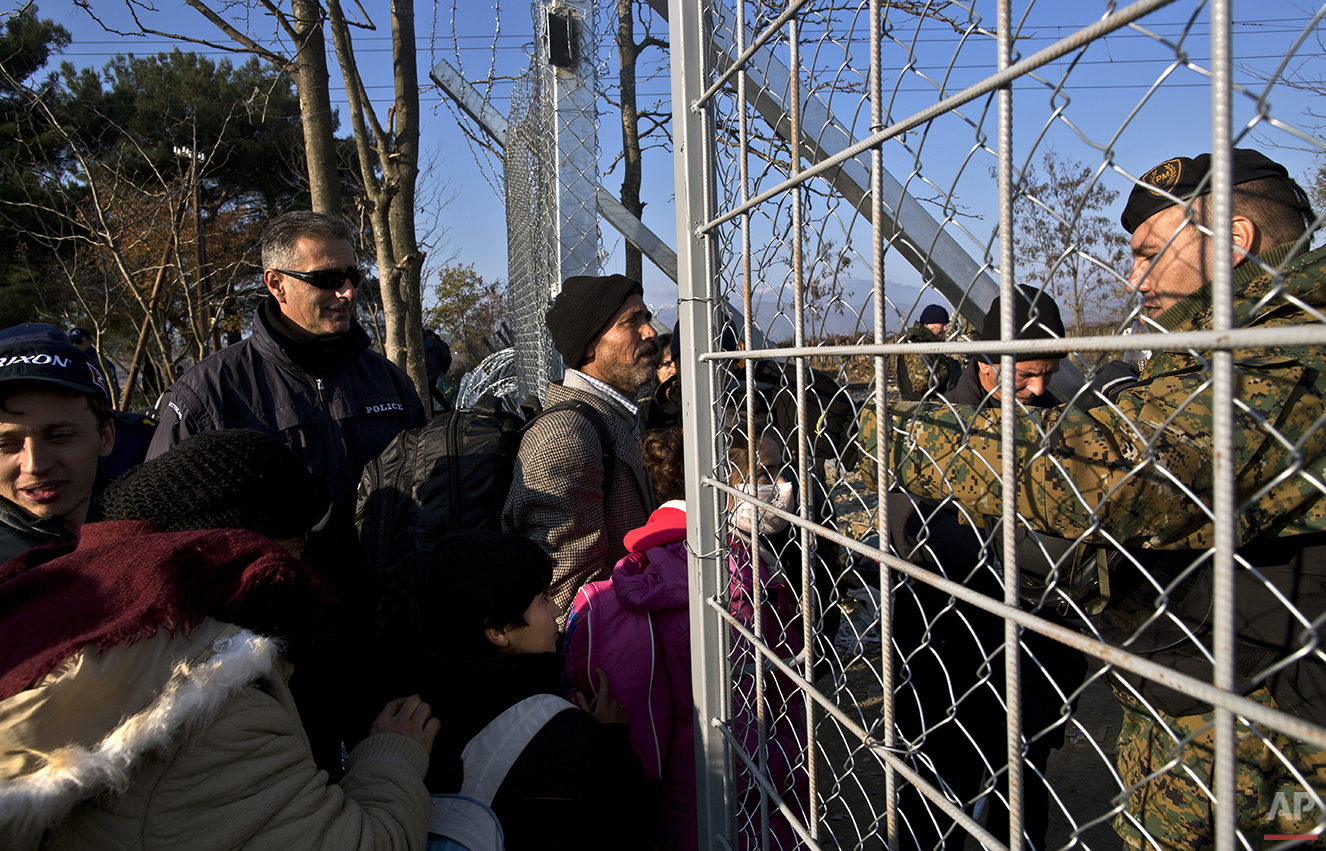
left=355, top=393, right=614, bottom=637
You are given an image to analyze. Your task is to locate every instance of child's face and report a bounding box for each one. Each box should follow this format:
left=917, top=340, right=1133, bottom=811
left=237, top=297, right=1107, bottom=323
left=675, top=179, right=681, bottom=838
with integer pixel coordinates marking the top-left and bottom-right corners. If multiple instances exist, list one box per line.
left=728, top=434, right=789, bottom=517
left=496, top=589, right=561, bottom=655
left=731, top=434, right=786, bottom=487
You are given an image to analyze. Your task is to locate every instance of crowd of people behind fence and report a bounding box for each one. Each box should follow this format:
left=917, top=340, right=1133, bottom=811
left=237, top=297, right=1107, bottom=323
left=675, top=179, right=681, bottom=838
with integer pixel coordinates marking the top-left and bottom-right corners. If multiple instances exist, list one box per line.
left=0, top=146, right=1322, bottom=851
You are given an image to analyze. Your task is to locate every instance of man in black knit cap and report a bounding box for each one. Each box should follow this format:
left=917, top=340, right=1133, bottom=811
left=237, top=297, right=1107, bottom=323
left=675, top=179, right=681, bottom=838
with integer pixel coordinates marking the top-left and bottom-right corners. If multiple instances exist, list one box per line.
left=502, top=274, right=658, bottom=625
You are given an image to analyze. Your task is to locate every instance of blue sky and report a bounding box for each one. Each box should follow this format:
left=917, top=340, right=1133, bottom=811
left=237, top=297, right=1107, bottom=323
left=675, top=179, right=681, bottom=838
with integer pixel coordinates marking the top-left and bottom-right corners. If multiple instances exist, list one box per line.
left=34, top=1, right=1326, bottom=330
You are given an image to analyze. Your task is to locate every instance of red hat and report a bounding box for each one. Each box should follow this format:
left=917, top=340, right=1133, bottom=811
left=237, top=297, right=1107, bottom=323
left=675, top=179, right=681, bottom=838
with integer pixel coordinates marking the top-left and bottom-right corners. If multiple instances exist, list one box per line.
left=624, top=500, right=687, bottom=553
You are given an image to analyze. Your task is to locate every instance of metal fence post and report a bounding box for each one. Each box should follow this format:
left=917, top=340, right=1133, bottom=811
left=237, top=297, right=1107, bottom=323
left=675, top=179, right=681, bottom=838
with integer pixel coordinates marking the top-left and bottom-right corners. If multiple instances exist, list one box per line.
left=1208, top=3, right=1238, bottom=850
left=671, top=1, right=732, bottom=849
left=549, top=0, right=601, bottom=285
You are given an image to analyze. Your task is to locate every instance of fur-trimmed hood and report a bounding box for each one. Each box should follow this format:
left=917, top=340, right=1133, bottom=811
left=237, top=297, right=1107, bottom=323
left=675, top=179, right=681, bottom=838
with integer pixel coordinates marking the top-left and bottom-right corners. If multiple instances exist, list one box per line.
left=0, top=619, right=281, bottom=849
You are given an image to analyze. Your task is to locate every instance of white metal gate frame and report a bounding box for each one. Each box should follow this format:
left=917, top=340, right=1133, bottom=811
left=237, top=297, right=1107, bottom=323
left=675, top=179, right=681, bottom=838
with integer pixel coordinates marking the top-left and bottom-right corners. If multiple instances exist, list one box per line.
left=669, top=1, right=1326, bottom=850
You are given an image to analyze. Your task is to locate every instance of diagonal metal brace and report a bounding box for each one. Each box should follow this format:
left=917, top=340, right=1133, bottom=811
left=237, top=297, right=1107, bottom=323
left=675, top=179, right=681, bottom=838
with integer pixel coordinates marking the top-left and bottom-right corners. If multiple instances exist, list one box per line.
left=647, top=0, right=1085, bottom=393
left=430, top=57, right=767, bottom=348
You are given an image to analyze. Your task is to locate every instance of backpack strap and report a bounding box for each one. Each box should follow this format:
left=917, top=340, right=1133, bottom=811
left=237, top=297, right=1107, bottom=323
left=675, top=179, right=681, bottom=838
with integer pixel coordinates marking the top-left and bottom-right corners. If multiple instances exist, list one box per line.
left=458, top=693, right=575, bottom=804
left=522, top=400, right=616, bottom=498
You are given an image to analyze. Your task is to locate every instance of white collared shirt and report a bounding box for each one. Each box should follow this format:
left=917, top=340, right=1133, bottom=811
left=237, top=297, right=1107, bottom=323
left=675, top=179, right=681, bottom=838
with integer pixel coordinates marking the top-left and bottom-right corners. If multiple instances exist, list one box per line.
left=565, top=369, right=639, bottom=418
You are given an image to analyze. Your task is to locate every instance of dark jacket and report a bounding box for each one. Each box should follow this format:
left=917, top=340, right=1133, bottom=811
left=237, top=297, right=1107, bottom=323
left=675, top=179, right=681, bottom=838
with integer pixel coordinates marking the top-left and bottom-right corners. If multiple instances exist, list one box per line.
left=422, top=334, right=451, bottom=385
left=418, top=652, right=654, bottom=851
left=0, top=469, right=112, bottom=565
left=0, top=499, right=72, bottom=565
left=146, top=300, right=425, bottom=578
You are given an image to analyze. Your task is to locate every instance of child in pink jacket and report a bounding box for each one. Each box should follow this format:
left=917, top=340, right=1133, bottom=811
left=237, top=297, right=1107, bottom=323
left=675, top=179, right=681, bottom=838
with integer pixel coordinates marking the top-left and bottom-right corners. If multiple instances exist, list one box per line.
left=565, top=427, right=808, bottom=850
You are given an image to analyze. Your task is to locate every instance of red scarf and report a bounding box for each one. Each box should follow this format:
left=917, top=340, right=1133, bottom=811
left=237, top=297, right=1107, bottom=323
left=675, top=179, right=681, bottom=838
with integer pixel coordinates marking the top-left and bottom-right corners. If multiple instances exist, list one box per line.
left=0, top=521, right=329, bottom=701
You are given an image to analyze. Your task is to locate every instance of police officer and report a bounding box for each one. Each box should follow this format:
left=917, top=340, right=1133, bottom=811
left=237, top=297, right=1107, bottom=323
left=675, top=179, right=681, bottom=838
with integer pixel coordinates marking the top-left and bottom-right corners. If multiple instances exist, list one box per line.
left=148, top=211, right=425, bottom=774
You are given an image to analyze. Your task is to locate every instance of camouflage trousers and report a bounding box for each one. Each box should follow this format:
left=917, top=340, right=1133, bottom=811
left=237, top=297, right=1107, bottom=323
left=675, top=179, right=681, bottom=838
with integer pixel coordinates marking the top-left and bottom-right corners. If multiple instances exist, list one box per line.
left=1113, top=687, right=1326, bottom=850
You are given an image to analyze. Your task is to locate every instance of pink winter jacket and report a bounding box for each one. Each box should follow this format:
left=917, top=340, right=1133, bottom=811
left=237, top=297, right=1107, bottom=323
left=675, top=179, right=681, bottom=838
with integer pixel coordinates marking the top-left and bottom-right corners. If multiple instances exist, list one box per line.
left=566, top=517, right=809, bottom=851
left=613, top=539, right=696, bottom=850
left=566, top=532, right=696, bottom=850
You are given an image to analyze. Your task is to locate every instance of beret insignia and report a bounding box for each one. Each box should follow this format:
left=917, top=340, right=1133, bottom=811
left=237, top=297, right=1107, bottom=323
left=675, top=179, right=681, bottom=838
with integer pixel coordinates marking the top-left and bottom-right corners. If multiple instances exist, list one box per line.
left=1142, top=158, right=1183, bottom=197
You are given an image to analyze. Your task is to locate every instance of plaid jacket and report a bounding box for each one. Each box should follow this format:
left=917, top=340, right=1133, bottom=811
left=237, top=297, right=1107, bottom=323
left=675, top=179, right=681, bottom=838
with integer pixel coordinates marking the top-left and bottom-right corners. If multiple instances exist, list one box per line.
left=503, top=375, right=654, bottom=625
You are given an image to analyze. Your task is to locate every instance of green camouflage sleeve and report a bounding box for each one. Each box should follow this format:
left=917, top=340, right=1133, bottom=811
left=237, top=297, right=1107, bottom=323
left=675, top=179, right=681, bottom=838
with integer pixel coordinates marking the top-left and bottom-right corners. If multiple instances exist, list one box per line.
left=899, top=351, right=952, bottom=399
left=889, top=362, right=1326, bottom=549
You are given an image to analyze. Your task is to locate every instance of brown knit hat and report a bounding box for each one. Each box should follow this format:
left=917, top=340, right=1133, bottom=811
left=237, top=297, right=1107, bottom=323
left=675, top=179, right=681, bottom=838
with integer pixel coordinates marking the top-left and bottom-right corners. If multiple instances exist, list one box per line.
left=545, top=274, right=644, bottom=368
left=98, top=429, right=328, bottom=538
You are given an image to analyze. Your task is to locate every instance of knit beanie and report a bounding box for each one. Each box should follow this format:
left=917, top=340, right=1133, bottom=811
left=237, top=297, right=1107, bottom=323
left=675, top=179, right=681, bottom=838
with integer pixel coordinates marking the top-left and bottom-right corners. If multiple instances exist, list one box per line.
left=98, top=429, right=328, bottom=538
left=980, top=286, right=1067, bottom=361
left=545, top=274, right=644, bottom=368
left=918, top=304, right=949, bottom=325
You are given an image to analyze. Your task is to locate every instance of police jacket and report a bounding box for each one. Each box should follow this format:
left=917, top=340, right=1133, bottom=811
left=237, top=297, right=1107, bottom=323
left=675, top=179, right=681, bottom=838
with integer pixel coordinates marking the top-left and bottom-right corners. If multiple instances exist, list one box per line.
left=148, top=300, right=425, bottom=576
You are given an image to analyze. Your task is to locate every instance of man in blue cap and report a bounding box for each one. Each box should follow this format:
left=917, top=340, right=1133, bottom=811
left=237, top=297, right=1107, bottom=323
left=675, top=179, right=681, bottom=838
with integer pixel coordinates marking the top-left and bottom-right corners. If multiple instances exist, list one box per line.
left=896, top=303, right=956, bottom=401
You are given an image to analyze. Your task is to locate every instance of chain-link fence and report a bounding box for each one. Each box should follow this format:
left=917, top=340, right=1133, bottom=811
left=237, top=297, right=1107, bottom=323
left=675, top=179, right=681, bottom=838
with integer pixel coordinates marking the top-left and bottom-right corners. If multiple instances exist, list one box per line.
left=504, top=37, right=562, bottom=403
left=501, top=0, right=608, bottom=402
left=670, top=2, right=1326, bottom=851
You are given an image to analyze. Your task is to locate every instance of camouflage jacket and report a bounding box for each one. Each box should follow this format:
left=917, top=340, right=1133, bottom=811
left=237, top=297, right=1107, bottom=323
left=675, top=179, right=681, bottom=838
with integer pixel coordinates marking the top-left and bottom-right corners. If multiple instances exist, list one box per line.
left=890, top=243, right=1326, bottom=550
left=896, top=323, right=957, bottom=401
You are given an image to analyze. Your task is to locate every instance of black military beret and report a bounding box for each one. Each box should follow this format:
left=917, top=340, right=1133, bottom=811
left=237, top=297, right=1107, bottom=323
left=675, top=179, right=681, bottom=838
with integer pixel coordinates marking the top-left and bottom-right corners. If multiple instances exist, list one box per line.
left=1120, top=149, right=1290, bottom=234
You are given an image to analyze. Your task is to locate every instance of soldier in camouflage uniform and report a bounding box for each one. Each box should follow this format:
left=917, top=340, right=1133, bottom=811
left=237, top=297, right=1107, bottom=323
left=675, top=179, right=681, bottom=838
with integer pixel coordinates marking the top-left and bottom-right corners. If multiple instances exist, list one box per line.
left=897, top=304, right=958, bottom=401
left=888, top=289, right=1089, bottom=851
left=887, top=149, right=1326, bottom=850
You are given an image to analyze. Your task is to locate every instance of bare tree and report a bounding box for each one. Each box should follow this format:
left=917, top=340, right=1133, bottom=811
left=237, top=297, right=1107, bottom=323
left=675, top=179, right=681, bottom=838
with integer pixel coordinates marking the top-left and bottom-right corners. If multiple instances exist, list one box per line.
left=610, top=0, right=669, bottom=282
left=76, top=0, right=431, bottom=403
left=1010, top=150, right=1130, bottom=334
left=0, top=50, right=300, bottom=408
left=776, top=236, right=853, bottom=340
left=324, top=0, right=426, bottom=399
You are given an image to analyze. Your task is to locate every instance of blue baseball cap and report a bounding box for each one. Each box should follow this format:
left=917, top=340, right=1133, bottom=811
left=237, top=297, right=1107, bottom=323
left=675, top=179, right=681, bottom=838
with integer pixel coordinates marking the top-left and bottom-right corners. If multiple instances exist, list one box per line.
left=0, top=324, right=112, bottom=404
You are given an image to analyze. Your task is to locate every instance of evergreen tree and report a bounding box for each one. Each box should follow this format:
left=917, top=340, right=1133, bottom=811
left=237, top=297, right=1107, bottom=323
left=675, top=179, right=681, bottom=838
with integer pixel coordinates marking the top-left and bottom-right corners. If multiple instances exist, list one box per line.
left=0, top=6, right=71, bottom=325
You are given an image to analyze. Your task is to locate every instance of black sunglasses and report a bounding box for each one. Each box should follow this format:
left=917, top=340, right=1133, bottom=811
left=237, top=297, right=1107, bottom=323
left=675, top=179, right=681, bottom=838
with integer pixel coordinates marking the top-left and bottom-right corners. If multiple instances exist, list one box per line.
left=272, top=266, right=362, bottom=290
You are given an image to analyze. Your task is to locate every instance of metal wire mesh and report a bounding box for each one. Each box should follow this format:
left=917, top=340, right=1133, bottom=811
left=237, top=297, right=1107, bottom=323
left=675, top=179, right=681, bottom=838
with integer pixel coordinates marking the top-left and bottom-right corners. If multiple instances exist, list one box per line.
left=669, top=2, right=1326, bottom=851
left=504, top=6, right=563, bottom=403
left=501, top=0, right=608, bottom=402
